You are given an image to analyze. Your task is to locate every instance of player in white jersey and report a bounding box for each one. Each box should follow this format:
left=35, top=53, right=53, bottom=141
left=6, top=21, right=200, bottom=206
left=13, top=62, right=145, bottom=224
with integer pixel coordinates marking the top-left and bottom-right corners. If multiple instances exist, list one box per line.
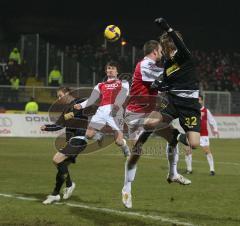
left=74, top=61, right=130, bottom=156
left=185, top=95, right=219, bottom=175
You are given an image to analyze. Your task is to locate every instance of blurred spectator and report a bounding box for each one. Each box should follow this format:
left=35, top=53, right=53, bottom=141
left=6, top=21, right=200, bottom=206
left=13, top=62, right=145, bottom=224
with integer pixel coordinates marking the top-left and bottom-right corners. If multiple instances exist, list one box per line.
left=20, top=59, right=29, bottom=85
left=9, top=47, right=21, bottom=65
left=48, top=65, right=62, bottom=87
left=10, top=76, right=20, bottom=102
left=25, top=97, right=39, bottom=114
left=6, top=60, right=20, bottom=78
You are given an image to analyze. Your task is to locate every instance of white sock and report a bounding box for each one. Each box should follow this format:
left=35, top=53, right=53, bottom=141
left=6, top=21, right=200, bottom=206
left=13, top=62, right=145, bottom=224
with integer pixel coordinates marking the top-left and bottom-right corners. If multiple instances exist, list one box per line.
left=123, top=159, right=137, bottom=193
left=185, top=154, right=192, bottom=171
left=206, top=153, right=214, bottom=171
left=166, top=143, right=179, bottom=178
left=120, top=139, right=130, bottom=156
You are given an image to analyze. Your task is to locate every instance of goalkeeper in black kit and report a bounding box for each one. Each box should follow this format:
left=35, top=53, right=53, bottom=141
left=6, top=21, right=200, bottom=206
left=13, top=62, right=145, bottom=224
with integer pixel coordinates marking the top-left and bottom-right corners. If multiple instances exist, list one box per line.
left=135, top=18, right=201, bottom=164
left=154, top=18, right=201, bottom=146
left=122, top=18, right=201, bottom=209
left=41, top=87, right=102, bottom=204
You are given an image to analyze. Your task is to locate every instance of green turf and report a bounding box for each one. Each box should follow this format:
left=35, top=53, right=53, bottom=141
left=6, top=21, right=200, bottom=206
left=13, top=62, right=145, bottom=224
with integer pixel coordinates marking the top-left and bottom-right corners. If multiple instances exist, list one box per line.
left=0, top=137, right=240, bottom=226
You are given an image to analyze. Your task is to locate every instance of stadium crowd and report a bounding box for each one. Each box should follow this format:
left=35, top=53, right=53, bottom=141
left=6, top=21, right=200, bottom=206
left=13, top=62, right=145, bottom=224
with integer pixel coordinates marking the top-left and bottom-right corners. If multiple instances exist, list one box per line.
left=0, top=44, right=240, bottom=94
left=61, top=44, right=240, bottom=92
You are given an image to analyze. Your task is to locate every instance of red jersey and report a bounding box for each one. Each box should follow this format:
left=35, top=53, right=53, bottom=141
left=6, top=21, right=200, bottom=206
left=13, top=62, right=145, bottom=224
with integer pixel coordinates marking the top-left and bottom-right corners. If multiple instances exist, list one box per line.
left=127, top=57, right=164, bottom=113
left=98, top=79, right=122, bottom=106
left=80, top=79, right=129, bottom=108
left=200, top=106, right=218, bottom=136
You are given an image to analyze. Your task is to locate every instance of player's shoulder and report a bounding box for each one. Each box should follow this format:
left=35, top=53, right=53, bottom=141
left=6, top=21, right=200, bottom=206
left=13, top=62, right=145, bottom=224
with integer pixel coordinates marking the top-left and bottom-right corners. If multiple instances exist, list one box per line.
left=141, top=57, right=153, bottom=68
left=140, top=57, right=163, bottom=71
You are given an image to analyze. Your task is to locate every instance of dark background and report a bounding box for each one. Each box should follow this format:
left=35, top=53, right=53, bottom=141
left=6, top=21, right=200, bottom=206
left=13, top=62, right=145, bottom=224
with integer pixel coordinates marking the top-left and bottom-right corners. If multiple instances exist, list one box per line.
left=0, top=0, right=239, bottom=50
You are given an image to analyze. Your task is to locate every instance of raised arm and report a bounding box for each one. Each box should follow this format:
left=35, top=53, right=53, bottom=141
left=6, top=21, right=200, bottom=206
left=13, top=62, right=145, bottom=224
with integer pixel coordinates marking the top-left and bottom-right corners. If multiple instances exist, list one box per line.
left=155, top=17, right=191, bottom=58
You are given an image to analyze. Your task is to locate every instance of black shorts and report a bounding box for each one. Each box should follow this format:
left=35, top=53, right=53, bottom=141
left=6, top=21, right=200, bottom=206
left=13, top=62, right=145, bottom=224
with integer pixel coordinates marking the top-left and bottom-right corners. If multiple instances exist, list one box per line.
left=160, top=93, right=201, bottom=133
left=59, top=137, right=87, bottom=162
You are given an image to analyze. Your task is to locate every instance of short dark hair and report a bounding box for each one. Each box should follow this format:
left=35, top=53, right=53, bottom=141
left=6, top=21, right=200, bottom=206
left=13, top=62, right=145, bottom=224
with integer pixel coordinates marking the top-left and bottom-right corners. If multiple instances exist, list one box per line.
left=143, top=40, right=160, bottom=56
left=57, top=86, right=71, bottom=94
left=199, top=94, right=203, bottom=100
left=105, top=61, right=120, bottom=73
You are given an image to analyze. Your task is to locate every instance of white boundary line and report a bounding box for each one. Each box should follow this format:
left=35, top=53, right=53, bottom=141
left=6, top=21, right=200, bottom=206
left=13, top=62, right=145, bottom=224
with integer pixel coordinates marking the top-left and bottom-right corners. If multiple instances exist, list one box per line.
left=0, top=193, right=195, bottom=226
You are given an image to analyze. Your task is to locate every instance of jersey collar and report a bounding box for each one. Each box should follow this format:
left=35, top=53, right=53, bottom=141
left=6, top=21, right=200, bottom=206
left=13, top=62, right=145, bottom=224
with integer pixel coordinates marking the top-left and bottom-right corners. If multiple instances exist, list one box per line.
left=144, top=56, right=156, bottom=64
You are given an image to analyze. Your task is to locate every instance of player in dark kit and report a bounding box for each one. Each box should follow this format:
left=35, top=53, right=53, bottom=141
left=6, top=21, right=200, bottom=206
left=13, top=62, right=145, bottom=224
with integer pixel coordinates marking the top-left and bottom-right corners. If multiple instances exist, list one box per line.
left=41, top=87, right=97, bottom=204
left=129, top=18, right=201, bottom=187
left=154, top=17, right=201, bottom=147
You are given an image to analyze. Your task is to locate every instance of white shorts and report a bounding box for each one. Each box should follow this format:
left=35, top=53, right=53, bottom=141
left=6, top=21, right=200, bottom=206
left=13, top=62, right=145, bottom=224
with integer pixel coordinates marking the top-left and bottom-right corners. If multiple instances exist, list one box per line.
left=200, top=136, right=210, bottom=147
left=124, top=110, right=149, bottom=141
left=89, top=105, right=124, bottom=131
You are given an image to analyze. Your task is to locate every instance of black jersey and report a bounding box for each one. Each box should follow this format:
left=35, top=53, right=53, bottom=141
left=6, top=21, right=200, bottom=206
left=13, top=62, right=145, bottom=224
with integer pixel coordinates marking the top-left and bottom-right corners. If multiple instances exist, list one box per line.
left=44, top=98, right=88, bottom=141
left=163, top=30, right=199, bottom=98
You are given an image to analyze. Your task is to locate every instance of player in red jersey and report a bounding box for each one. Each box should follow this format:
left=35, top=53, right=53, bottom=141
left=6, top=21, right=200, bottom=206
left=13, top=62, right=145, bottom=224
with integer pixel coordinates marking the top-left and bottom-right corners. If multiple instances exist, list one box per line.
left=122, top=40, right=190, bottom=209
left=185, top=95, right=219, bottom=175
left=74, top=61, right=130, bottom=156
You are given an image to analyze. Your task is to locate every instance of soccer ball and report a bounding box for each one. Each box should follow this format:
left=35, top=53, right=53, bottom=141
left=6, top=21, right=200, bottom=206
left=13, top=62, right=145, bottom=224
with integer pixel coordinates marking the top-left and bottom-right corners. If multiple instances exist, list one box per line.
left=104, top=25, right=121, bottom=42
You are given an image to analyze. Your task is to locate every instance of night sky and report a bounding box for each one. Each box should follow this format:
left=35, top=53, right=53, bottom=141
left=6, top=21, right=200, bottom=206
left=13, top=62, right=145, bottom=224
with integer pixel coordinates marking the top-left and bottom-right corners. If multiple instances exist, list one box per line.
left=0, top=0, right=239, bottom=50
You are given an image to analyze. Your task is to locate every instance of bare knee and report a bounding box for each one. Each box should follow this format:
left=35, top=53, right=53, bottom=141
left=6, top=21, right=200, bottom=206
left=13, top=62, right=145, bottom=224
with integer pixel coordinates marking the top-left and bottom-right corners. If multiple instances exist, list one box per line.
left=53, top=153, right=67, bottom=165
left=52, top=155, right=60, bottom=165
left=143, top=120, right=158, bottom=131
left=115, top=138, right=124, bottom=146
left=85, top=130, right=95, bottom=139
left=187, top=132, right=200, bottom=149
left=188, top=140, right=200, bottom=149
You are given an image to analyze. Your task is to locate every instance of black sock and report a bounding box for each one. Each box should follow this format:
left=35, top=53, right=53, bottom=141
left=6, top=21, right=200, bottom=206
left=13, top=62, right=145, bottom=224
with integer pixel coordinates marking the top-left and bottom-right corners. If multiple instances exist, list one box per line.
left=132, top=131, right=152, bottom=154
left=178, top=133, right=189, bottom=146
left=66, top=174, right=72, bottom=188
left=52, top=161, right=69, bottom=195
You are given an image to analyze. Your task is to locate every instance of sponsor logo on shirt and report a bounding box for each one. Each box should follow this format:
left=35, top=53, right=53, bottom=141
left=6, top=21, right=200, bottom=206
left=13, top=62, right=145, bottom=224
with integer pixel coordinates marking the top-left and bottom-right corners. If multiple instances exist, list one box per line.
left=166, top=63, right=180, bottom=76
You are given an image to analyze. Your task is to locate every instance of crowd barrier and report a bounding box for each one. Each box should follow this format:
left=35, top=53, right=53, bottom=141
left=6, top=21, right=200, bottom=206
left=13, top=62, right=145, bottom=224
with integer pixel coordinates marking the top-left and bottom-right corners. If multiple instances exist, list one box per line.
left=1, top=113, right=240, bottom=138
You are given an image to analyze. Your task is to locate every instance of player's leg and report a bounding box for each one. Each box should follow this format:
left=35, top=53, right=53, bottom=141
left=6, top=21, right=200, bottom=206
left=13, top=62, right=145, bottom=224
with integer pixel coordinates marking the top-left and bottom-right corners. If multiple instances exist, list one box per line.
left=86, top=112, right=106, bottom=144
left=124, top=111, right=161, bottom=196
left=187, top=131, right=200, bottom=149
left=131, top=111, right=162, bottom=155
left=184, top=145, right=193, bottom=174
left=43, top=152, right=68, bottom=204
left=85, top=127, right=97, bottom=139
left=107, top=112, right=130, bottom=156
left=203, top=146, right=215, bottom=175
left=114, top=130, right=130, bottom=157
left=121, top=111, right=146, bottom=208
left=201, top=137, right=215, bottom=175
left=165, top=143, right=191, bottom=185
left=52, top=153, right=72, bottom=195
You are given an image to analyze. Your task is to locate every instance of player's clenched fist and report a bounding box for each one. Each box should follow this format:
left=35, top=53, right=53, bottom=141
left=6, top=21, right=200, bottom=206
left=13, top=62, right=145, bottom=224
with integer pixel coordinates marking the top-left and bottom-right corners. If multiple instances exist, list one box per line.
left=64, top=112, right=74, bottom=120
left=74, top=104, right=82, bottom=110
left=154, top=18, right=170, bottom=31
left=40, top=125, right=46, bottom=131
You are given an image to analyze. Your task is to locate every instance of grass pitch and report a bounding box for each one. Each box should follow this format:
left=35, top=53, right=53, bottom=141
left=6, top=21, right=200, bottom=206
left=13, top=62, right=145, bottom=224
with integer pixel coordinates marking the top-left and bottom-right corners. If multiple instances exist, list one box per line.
left=0, top=137, right=240, bottom=226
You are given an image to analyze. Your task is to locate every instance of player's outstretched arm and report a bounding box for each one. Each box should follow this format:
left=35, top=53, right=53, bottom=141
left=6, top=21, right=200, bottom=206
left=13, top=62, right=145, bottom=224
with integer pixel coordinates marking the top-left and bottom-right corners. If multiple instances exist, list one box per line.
left=74, top=85, right=100, bottom=110
left=40, top=124, right=63, bottom=131
left=155, top=17, right=191, bottom=58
